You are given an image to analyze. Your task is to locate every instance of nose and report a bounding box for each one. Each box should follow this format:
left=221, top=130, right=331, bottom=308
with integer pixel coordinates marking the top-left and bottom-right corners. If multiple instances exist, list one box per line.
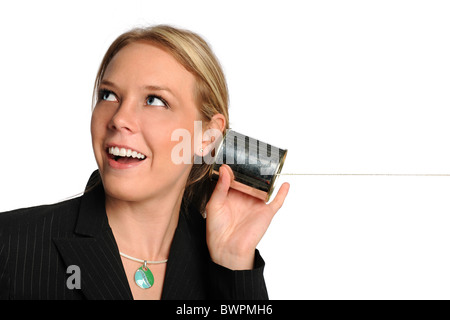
left=108, top=99, right=138, bottom=133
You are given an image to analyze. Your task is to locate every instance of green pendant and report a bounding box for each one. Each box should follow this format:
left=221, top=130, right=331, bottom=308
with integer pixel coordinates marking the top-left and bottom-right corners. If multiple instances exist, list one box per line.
left=134, top=264, right=154, bottom=289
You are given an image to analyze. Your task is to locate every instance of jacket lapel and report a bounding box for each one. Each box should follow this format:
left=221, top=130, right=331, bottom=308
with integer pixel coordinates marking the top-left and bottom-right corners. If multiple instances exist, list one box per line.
left=53, top=235, right=132, bottom=300
left=53, top=171, right=133, bottom=300
left=161, top=205, right=209, bottom=300
left=53, top=171, right=210, bottom=300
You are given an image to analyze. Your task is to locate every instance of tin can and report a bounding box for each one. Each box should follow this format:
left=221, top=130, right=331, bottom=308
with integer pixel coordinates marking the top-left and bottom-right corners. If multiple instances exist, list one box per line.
left=211, top=130, right=287, bottom=202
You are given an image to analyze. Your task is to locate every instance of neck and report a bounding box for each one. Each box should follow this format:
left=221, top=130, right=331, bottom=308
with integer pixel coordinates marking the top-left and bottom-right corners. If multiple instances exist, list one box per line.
left=105, top=190, right=184, bottom=261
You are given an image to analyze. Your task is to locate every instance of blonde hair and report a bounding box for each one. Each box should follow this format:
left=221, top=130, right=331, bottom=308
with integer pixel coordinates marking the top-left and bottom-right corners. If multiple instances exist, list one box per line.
left=92, top=25, right=229, bottom=213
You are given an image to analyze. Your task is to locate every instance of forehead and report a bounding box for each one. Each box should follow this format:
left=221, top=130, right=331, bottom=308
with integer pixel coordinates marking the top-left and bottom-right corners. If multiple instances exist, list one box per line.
left=103, top=41, right=196, bottom=95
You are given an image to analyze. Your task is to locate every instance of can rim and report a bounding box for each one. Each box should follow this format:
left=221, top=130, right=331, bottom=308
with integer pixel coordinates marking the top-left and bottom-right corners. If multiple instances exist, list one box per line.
left=265, top=148, right=288, bottom=202
left=208, top=129, right=231, bottom=178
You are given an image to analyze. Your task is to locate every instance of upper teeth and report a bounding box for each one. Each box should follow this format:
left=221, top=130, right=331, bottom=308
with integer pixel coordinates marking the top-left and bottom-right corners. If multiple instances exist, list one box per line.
left=108, top=147, right=146, bottom=159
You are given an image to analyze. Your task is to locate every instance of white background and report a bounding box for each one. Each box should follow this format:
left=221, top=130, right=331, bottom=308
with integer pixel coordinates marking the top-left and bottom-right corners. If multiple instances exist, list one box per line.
left=1, top=0, right=450, bottom=299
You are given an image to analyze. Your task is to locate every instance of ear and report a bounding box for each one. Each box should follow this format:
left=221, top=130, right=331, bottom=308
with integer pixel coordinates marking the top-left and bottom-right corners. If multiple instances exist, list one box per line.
left=207, top=113, right=226, bottom=134
left=195, top=114, right=226, bottom=157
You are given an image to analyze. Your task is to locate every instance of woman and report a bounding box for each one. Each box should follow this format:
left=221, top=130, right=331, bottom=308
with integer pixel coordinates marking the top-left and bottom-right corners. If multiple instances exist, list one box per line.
left=0, top=25, right=289, bottom=300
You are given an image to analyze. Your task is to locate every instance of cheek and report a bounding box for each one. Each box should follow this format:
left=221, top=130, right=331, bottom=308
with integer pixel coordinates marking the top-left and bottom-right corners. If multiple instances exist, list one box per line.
left=91, top=105, right=114, bottom=138
left=90, top=107, right=109, bottom=160
left=91, top=106, right=104, bottom=136
left=152, top=126, right=186, bottom=161
left=147, top=122, right=196, bottom=168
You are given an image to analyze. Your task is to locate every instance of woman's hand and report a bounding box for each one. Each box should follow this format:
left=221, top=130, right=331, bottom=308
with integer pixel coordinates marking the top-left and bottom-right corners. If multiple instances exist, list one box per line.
left=205, top=164, right=290, bottom=270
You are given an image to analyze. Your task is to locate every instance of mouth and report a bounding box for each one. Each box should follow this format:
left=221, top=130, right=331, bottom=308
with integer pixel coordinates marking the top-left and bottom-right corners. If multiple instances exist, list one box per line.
left=106, top=146, right=147, bottom=167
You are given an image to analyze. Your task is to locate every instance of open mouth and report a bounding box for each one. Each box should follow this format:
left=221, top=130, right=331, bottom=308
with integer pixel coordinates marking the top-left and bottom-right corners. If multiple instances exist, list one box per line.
left=107, top=146, right=147, bottom=164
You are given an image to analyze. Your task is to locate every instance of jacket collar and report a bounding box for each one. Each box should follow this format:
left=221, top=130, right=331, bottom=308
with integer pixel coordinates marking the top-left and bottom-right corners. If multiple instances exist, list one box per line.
left=75, top=170, right=108, bottom=237
left=54, top=170, right=208, bottom=300
left=53, top=170, right=133, bottom=300
left=161, top=204, right=209, bottom=299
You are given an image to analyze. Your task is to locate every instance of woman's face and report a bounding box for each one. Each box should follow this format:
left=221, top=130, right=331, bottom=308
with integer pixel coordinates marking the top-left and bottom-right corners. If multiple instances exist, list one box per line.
left=91, top=42, right=201, bottom=203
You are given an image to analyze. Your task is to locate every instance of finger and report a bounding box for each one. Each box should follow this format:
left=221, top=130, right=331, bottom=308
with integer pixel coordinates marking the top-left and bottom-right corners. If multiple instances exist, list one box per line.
left=208, top=165, right=232, bottom=206
left=268, top=182, right=290, bottom=213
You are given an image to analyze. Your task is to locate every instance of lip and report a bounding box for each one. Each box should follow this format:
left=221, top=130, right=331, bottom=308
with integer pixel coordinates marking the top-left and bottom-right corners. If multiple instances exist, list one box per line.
left=104, top=143, right=148, bottom=170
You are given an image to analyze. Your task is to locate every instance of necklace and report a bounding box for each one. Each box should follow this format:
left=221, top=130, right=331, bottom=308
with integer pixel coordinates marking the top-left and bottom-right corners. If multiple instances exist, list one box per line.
left=119, top=252, right=168, bottom=289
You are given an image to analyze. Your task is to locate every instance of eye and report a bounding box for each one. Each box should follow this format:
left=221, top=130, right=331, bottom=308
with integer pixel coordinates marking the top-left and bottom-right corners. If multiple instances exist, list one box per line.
left=99, top=89, right=118, bottom=102
left=146, top=95, right=168, bottom=108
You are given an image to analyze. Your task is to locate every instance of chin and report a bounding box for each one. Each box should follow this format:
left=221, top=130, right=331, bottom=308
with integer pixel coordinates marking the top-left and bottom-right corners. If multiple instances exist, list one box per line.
left=100, top=169, right=180, bottom=204
left=97, top=156, right=192, bottom=203
left=102, top=176, right=152, bottom=203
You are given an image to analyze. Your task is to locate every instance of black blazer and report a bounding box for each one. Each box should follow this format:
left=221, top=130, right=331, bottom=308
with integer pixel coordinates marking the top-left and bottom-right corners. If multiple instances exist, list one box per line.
left=0, top=171, right=268, bottom=300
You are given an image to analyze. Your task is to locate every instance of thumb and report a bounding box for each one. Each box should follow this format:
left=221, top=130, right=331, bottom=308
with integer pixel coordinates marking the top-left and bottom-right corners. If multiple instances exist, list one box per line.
left=209, top=165, right=233, bottom=207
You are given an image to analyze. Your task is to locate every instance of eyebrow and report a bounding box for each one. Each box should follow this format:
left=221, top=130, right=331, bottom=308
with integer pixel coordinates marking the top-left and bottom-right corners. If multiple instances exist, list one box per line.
left=99, top=79, right=118, bottom=90
left=99, top=80, right=174, bottom=96
left=144, top=85, right=174, bottom=96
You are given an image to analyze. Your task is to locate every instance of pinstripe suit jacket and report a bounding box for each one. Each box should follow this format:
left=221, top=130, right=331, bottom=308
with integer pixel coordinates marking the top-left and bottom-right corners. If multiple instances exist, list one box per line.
left=0, top=171, right=268, bottom=300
